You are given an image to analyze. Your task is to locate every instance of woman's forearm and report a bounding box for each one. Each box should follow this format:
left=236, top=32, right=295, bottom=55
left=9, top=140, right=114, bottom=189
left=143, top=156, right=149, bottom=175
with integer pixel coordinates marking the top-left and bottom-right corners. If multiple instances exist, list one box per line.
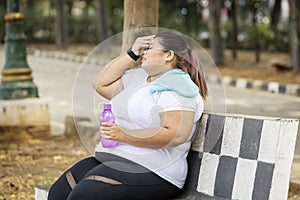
left=101, top=111, right=194, bottom=148
left=92, top=53, right=135, bottom=99
left=102, top=125, right=180, bottom=148
left=94, top=53, right=134, bottom=86
left=101, top=111, right=195, bottom=148
left=122, top=127, right=180, bottom=148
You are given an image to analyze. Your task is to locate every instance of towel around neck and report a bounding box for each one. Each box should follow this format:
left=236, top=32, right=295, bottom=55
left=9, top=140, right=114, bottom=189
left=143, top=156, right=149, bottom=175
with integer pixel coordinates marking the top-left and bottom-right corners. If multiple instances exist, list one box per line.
left=149, top=69, right=199, bottom=98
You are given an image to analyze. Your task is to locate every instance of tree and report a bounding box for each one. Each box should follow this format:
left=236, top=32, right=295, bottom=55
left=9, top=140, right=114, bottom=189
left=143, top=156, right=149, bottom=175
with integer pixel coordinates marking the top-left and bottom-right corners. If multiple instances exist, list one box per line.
left=231, top=0, right=238, bottom=59
left=252, top=1, right=260, bottom=63
left=122, top=0, right=159, bottom=51
left=208, top=0, right=224, bottom=66
left=288, top=0, right=300, bottom=71
left=95, top=0, right=110, bottom=43
left=270, top=0, right=282, bottom=51
left=55, top=0, right=68, bottom=48
left=246, top=1, right=274, bottom=63
left=271, top=0, right=282, bottom=30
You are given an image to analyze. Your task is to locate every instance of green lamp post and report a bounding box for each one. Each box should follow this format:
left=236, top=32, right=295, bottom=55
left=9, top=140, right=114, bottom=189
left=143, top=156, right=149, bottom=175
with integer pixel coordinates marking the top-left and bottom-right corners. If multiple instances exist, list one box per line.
left=0, top=0, right=38, bottom=99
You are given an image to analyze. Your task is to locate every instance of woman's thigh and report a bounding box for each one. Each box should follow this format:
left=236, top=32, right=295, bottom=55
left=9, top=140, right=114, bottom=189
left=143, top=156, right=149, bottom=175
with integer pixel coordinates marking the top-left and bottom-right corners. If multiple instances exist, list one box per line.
left=67, top=161, right=181, bottom=200
left=68, top=181, right=180, bottom=200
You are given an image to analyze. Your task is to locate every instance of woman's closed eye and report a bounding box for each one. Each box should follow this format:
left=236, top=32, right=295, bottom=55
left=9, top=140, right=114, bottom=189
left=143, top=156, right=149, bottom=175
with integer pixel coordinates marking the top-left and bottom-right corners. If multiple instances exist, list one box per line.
left=145, top=46, right=152, bottom=50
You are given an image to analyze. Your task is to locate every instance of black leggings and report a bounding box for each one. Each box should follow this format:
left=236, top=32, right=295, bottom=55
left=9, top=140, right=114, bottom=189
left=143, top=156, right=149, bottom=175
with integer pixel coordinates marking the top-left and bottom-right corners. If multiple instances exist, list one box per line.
left=48, top=153, right=181, bottom=200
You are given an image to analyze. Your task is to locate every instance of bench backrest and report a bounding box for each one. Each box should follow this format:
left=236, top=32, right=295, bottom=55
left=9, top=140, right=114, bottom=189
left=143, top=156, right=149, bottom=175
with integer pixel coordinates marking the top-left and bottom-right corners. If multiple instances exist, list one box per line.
left=179, top=113, right=299, bottom=200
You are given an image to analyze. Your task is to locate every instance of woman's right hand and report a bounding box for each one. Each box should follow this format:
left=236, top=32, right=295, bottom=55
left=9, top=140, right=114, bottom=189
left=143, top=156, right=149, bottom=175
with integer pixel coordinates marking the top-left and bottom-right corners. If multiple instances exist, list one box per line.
left=132, top=35, right=155, bottom=56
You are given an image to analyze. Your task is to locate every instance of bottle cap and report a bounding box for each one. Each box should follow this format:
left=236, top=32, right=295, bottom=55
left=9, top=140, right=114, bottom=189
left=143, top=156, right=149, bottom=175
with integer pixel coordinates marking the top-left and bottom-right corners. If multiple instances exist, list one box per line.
left=103, top=103, right=111, bottom=110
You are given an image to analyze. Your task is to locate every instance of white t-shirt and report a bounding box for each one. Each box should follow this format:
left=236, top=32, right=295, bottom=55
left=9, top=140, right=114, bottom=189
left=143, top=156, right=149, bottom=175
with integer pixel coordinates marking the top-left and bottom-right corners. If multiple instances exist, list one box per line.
left=95, top=68, right=203, bottom=188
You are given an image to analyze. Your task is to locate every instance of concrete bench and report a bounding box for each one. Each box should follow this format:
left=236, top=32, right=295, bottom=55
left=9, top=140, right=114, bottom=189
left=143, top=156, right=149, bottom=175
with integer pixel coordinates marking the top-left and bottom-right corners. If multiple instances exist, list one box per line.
left=35, top=113, right=299, bottom=200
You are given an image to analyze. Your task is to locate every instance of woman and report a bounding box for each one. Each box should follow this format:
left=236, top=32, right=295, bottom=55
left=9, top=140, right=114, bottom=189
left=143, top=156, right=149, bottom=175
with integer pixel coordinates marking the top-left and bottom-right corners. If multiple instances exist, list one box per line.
left=48, top=31, right=208, bottom=200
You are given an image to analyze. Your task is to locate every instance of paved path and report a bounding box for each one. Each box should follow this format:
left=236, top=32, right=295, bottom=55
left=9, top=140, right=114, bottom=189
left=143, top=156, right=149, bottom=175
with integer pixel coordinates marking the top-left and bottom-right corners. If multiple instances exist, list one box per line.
left=0, top=46, right=299, bottom=184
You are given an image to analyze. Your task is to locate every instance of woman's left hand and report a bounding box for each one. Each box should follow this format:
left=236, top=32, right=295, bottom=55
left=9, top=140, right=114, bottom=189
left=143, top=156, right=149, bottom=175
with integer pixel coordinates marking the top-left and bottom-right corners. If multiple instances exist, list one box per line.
left=132, top=35, right=155, bottom=56
left=100, top=122, right=126, bottom=142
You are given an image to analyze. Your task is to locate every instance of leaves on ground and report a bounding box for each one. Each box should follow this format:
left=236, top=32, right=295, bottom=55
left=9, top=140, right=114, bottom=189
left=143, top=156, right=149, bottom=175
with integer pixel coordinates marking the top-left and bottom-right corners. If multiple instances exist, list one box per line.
left=0, top=130, right=89, bottom=200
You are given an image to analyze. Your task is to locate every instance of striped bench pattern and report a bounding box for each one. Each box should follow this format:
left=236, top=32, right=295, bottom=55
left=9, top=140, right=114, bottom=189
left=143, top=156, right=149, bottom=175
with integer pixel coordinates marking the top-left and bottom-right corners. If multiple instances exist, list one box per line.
left=177, top=113, right=299, bottom=200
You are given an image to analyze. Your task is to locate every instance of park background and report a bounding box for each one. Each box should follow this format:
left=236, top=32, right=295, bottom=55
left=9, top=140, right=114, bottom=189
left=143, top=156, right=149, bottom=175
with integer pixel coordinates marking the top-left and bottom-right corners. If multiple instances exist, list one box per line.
left=1, top=0, right=299, bottom=83
left=0, top=0, right=300, bottom=199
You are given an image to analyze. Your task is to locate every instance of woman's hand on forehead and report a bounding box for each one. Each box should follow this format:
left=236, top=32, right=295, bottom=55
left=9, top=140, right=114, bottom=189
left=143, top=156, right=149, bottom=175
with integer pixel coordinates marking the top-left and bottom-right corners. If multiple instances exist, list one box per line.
left=132, top=35, right=156, bottom=55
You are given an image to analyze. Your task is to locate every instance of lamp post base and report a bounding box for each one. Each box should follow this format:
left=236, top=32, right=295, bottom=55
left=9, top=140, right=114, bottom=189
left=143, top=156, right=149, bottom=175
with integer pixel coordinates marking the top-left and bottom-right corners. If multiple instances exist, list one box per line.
left=0, top=81, right=39, bottom=99
left=0, top=98, right=50, bottom=136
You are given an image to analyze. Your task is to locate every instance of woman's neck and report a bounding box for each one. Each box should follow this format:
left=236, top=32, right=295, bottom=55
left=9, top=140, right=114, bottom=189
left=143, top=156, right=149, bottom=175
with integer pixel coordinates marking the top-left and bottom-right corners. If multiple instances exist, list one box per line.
left=147, top=69, right=172, bottom=82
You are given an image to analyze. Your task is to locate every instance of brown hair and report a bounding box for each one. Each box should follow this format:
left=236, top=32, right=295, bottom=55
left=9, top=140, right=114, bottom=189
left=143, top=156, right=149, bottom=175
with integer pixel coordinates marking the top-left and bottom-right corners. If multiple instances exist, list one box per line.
left=155, top=32, right=209, bottom=100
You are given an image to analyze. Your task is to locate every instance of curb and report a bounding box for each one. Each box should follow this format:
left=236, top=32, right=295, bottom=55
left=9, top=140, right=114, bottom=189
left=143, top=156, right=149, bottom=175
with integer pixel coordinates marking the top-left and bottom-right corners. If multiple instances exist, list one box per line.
left=207, top=75, right=300, bottom=97
left=33, top=49, right=300, bottom=97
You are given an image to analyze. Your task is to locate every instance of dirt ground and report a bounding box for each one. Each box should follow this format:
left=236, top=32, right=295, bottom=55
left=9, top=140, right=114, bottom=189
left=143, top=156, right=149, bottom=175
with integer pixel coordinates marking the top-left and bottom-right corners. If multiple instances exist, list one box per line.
left=0, top=44, right=299, bottom=199
left=0, top=130, right=90, bottom=200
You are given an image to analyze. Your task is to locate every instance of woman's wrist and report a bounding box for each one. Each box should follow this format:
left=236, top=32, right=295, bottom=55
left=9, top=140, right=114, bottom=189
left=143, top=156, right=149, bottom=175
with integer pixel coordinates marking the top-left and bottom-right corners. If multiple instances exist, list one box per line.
left=127, top=47, right=140, bottom=61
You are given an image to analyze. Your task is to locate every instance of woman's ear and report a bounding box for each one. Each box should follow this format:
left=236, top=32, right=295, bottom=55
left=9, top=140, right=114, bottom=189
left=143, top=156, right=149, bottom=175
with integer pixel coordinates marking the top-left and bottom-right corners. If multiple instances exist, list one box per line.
left=165, top=50, right=175, bottom=62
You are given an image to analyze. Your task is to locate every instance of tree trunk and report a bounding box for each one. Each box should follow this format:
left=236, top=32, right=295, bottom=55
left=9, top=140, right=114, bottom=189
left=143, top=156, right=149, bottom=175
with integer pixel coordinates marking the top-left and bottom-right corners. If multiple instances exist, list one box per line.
left=252, top=2, right=260, bottom=63
left=208, top=0, right=224, bottom=66
left=55, top=0, right=68, bottom=48
left=26, top=0, right=33, bottom=8
left=288, top=0, right=300, bottom=71
left=66, top=0, right=74, bottom=15
left=231, top=0, right=238, bottom=59
left=122, top=0, right=159, bottom=52
left=271, top=0, right=282, bottom=51
left=271, top=0, right=282, bottom=29
left=96, top=0, right=110, bottom=43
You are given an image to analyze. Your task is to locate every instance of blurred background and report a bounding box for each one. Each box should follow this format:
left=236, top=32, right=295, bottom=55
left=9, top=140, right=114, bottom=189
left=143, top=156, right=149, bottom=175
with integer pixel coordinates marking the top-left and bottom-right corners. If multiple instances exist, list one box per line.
left=0, top=0, right=296, bottom=64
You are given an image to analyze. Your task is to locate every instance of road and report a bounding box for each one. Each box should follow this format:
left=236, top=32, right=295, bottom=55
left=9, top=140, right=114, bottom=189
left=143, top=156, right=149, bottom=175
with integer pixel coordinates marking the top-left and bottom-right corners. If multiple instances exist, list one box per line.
left=0, top=47, right=300, bottom=156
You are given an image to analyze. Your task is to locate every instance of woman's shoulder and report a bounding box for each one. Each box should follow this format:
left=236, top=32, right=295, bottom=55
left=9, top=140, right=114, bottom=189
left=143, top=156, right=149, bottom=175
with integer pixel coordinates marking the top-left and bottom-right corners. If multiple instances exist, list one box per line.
left=122, top=68, right=148, bottom=87
left=154, top=91, right=203, bottom=108
left=124, top=68, right=147, bottom=76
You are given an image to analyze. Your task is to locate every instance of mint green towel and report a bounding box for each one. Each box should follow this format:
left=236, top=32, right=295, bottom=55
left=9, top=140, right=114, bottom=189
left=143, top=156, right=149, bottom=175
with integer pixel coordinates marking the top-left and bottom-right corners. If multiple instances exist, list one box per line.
left=149, top=69, right=199, bottom=98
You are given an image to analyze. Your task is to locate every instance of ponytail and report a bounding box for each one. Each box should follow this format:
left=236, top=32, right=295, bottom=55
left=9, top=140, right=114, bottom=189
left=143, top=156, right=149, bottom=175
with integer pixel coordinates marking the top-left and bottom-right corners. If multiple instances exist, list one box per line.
left=176, top=48, right=208, bottom=100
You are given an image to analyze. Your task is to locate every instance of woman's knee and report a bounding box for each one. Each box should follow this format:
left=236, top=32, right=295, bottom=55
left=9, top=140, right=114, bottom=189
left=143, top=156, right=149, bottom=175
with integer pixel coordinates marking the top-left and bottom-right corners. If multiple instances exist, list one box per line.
left=48, top=157, right=99, bottom=200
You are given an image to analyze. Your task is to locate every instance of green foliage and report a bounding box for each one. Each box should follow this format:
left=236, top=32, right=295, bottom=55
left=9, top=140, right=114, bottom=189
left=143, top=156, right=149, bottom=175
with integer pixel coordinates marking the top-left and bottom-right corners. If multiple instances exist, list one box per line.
left=11, top=0, right=124, bottom=44
left=246, top=23, right=275, bottom=49
left=223, top=0, right=289, bottom=52
left=222, top=20, right=235, bottom=48
left=68, top=15, right=97, bottom=43
left=0, top=0, right=292, bottom=53
left=223, top=19, right=289, bottom=51
left=159, top=0, right=208, bottom=43
left=106, top=0, right=123, bottom=35
left=273, top=26, right=290, bottom=52
left=23, top=8, right=56, bottom=43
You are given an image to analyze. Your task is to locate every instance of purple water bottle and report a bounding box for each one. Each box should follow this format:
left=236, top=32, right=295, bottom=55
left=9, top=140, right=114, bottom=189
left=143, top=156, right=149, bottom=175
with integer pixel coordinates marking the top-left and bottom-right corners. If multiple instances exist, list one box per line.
left=100, top=103, right=118, bottom=148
